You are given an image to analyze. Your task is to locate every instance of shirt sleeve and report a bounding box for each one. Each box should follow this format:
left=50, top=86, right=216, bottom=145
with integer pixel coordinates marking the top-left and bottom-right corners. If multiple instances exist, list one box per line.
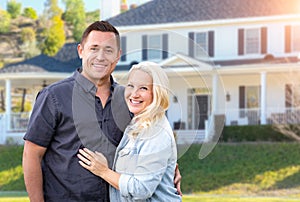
left=23, top=89, right=58, bottom=147
left=118, top=131, right=175, bottom=200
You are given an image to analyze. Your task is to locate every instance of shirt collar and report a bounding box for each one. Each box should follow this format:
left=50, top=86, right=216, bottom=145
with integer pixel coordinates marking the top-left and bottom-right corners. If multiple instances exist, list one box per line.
left=74, top=68, right=117, bottom=95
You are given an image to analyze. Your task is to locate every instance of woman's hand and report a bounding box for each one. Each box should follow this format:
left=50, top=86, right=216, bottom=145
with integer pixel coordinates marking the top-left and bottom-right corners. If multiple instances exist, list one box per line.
left=174, top=163, right=182, bottom=196
left=78, top=148, right=108, bottom=177
left=78, top=148, right=121, bottom=189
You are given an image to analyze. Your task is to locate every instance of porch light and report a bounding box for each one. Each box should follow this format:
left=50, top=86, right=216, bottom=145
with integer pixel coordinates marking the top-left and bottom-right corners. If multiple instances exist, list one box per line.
left=226, top=92, right=230, bottom=102
left=173, top=95, right=178, bottom=103
left=42, top=80, right=47, bottom=88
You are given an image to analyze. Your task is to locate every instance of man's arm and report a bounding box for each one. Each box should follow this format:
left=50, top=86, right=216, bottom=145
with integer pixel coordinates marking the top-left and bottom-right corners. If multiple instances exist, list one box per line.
left=22, top=140, right=47, bottom=202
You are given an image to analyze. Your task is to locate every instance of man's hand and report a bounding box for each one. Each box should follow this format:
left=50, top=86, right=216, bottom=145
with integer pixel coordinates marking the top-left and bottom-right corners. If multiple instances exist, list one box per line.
left=174, top=163, right=182, bottom=196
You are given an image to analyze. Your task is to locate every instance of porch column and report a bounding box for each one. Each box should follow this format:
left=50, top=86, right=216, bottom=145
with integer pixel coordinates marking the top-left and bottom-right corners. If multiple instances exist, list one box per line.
left=212, top=72, right=218, bottom=113
left=260, top=72, right=267, bottom=125
left=5, top=79, right=11, bottom=130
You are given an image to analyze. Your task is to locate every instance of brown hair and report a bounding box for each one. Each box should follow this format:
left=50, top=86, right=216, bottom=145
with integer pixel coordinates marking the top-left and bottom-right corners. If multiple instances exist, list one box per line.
left=80, top=21, right=120, bottom=50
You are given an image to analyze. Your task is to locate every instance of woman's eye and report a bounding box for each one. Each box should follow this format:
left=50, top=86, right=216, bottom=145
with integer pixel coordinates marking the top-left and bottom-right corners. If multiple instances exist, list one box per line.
left=127, top=84, right=134, bottom=88
left=140, top=86, right=148, bottom=91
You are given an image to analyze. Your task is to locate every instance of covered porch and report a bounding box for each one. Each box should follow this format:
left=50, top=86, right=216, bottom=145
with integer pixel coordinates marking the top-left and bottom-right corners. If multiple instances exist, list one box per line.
left=0, top=72, right=71, bottom=144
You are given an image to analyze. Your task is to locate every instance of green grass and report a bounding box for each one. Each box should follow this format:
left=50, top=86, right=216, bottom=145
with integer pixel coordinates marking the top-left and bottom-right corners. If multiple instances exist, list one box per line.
left=0, top=146, right=25, bottom=191
left=177, top=142, right=300, bottom=197
left=1, top=142, right=300, bottom=201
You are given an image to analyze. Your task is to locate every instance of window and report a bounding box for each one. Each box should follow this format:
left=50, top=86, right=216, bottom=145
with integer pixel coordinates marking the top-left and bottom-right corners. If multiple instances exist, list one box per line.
left=148, top=35, right=162, bottom=60
left=238, top=27, right=266, bottom=55
left=189, top=31, right=214, bottom=58
left=239, top=85, right=260, bottom=124
left=245, top=86, right=260, bottom=108
left=245, top=28, right=260, bottom=54
left=142, top=34, right=168, bottom=61
left=239, top=86, right=260, bottom=109
left=292, top=25, right=300, bottom=52
left=195, top=32, right=208, bottom=58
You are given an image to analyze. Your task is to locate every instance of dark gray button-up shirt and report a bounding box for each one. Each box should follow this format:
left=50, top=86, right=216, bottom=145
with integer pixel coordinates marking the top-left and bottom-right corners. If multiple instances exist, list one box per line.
left=24, top=69, right=131, bottom=201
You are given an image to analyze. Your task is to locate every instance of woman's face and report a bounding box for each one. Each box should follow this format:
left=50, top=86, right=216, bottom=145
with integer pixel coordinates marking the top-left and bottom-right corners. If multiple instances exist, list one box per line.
left=125, top=69, right=153, bottom=116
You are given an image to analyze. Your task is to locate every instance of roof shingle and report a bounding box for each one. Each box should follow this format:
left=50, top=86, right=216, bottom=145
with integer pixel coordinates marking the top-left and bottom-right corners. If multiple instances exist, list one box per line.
left=108, top=0, right=300, bottom=26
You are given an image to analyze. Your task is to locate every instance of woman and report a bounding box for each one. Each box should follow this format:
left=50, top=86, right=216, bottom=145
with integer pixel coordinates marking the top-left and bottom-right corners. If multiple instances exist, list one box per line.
left=78, top=61, right=182, bottom=201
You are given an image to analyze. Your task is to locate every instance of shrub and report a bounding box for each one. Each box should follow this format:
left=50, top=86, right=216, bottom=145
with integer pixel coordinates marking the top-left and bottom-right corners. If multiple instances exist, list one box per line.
left=220, top=125, right=292, bottom=142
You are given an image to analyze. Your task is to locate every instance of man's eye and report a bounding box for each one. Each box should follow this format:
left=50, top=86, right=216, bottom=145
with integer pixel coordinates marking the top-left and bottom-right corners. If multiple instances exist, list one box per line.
left=127, top=84, right=134, bottom=88
left=105, top=49, right=113, bottom=53
left=90, top=47, right=98, bottom=51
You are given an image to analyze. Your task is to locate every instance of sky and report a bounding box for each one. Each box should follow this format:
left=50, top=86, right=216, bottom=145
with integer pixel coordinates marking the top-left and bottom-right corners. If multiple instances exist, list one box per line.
left=0, top=0, right=151, bottom=14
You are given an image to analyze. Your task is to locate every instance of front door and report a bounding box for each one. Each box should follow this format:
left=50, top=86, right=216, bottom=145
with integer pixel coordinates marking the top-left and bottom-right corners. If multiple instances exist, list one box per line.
left=194, top=95, right=209, bottom=129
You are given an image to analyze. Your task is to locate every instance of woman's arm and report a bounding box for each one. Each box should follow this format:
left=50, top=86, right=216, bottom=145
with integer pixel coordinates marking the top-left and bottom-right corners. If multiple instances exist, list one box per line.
left=78, top=148, right=120, bottom=190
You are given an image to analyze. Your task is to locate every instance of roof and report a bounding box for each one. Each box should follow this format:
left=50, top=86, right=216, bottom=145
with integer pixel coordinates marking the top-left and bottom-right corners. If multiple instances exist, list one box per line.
left=108, top=0, right=300, bottom=26
left=0, top=43, right=81, bottom=74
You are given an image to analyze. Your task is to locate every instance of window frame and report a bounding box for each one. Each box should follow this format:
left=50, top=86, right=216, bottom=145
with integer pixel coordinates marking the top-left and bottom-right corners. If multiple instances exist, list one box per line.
left=194, top=32, right=208, bottom=58
left=244, top=28, right=261, bottom=55
left=147, top=34, right=162, bottom=60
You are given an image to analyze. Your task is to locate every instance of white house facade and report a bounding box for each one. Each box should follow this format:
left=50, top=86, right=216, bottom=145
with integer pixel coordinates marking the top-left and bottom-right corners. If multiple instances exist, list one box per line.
left=0, top=0, right=300, bottom=144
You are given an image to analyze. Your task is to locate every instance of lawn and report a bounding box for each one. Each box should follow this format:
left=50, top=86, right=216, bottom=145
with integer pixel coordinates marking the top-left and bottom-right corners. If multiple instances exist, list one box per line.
left=1, top=195, right=300, bottom=202
left=1, top=142, right=300, bottom=200
left=177, top=142, right=300, bottom=197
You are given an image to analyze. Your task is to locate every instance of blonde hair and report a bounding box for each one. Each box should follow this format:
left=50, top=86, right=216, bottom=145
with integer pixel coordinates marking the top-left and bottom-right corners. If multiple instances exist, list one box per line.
left=127, top=61, right=170, bottom=136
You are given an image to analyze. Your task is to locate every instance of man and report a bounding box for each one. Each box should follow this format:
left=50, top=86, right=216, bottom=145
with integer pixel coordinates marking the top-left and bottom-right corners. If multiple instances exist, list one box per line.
left=22, top=21, right=181, bottom=202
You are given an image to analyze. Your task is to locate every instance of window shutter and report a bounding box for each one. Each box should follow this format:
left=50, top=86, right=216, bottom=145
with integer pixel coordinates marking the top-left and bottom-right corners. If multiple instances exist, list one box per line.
left=120, top=36, right=127, bottom=61
left=238, top=29, right=244, bottom=55
left=188, top=32, right=194, bottom=57
left=162, top=34, right=168, bottom=59
left=285, top=25, right=291, bottom=53
left=261, top=27, right=267, bottom=54
left=142, top=35, right=148, bottom=60
left=208, top=31, right=214, bottom=57
left=239, top=86, right=245, bottom=118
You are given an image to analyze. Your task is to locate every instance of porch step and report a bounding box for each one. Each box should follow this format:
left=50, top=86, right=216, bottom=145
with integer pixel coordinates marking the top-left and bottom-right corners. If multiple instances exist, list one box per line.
left=174, top=130, right=205, bottom=145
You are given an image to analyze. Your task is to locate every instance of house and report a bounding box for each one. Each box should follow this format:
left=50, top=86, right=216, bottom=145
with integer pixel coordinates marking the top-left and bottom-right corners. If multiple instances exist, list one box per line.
left=0, top=0, right=300, bottom=144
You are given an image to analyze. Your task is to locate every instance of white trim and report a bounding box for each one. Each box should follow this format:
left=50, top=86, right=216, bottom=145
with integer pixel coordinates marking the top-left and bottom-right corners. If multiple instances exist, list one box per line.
left=260, top=72, right=267, bottom=124
left=0, top=72, right=71, bottom=80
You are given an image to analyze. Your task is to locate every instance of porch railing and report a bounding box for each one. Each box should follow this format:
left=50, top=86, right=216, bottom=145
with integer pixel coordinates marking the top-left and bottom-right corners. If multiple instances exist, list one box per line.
left=0, top=112, right=30, bottom=131
left=2, top=108, right=300, bottom=140
left=10, top=112, right=30, bottom=131
left=225, top=107, right=300, bottom=126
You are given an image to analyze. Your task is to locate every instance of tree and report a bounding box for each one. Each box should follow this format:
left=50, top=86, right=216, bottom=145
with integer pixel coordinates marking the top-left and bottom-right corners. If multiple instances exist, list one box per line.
left=43, top=0, right=63, bottom=19
left=7, top=0, right=22, bottom=19
left=20, top=27, right=41, bottom=59
left=62, top=0, right=86, bottom=42
left=40, top=16, right=66, bottom=56
left=23, top=7, right=38, bottom=20
left=21, top=27, right=36, bottom=43
left=86, top=9, right=100, bottom=25
left=40, top=0, right=65, bottom=56
left=0, top=9, right=11, bottom=33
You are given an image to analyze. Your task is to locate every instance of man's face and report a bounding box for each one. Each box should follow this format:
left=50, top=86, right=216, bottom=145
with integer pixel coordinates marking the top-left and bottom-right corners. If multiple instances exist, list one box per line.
left=77, top=31, right=121, bottom=85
